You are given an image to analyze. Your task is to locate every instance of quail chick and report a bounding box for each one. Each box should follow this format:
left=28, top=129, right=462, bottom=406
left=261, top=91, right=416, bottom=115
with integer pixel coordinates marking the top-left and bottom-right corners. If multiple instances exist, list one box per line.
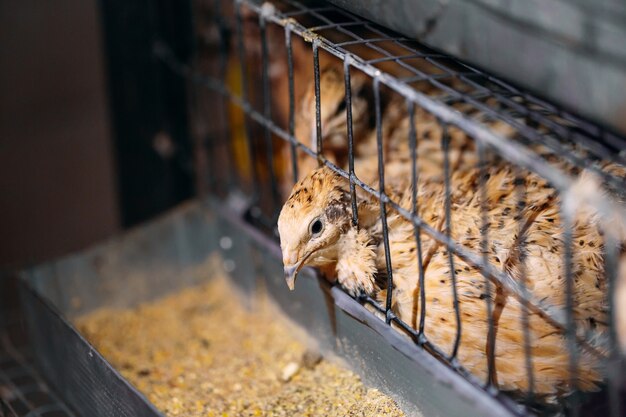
left=281, top=63, right=520, bottom=199
left=278, top=167, right=379, bottom=293
left=280, top=66, right=376, bottom=198
left=279, top=64, right=467, bottom=196
left=278, top=165, right=611, bottom=400
left=562, top=162, right=626, bottom=356
left=401, top=165, right=611, bottom=398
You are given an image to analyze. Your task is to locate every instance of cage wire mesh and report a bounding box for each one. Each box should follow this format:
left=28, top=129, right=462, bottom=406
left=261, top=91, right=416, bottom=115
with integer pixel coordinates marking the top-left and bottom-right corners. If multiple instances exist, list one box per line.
left=155, top=0, right=626, bottom=415
left=0, top=316, right=76, bottom=417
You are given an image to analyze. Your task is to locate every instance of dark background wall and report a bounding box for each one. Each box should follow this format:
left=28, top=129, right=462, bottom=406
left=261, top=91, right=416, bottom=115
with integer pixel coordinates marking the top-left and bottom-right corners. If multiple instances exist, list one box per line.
left=0, top=0, right=194, bottom=269
left=0, top=0, right=120, bottom=267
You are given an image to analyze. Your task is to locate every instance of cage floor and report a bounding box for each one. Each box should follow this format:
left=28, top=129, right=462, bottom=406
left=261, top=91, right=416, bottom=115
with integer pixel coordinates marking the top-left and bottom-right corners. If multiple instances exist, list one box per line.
left=0, top=278, right=76, bottom=417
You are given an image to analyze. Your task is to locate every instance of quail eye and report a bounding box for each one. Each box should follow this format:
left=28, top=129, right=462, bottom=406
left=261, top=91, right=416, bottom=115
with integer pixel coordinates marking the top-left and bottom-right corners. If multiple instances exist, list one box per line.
left=309, top=218, right=324, bottom=236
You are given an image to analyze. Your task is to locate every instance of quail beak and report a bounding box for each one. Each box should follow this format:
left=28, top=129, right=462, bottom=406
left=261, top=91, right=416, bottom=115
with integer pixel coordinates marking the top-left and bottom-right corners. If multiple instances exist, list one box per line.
left=283, top=260, right=304, bottom=291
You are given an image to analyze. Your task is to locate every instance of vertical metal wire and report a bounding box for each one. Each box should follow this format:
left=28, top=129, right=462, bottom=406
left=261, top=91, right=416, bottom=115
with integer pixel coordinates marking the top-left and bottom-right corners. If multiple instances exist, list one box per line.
left=477, top=142, right=497, bottom=389
left=189, top=0, right=215, bottom=195
left=407, top=100, right=427, bottom=339
left=343, top=54, right=358, bottom=227
left=441, top=120, right=462, bottom=360
left=214, top=0, right=237, bottom=192
left=313, top=41, right=323, bottom=161
left=234, top=0, right=260, bottom=197
left=604, top=232, right=622, bottom=417
left=285, top=25, right=298, bottom=185
left=259, top=14, right=281, bottom=211
left=189, top=70, right=215, bottom=194
left=374, top=78, right=394, bottom=322
left=562, top=204, right=579, bottom=416
left=513, top=168, right=535, bottom=400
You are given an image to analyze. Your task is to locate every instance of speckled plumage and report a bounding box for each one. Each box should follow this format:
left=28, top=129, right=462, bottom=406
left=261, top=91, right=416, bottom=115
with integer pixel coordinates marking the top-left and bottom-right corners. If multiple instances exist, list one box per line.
left=280, top=66, right=512, bottom=200
left=278, top=165, right=615, bottom=401
left=387, top=165, right=611, bottom=398
left=280, top=67, right=375, bottom=198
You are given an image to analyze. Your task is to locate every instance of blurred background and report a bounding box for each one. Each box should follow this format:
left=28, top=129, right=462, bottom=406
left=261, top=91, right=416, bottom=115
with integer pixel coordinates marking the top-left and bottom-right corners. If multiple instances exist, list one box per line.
left=0, top=0, right=193, bottom=268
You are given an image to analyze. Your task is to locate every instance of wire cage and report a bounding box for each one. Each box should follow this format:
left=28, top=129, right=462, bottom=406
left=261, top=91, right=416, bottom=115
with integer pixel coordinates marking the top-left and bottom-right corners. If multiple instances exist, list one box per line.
left=0, top=329, right=76, bottom=417
left=146, top=0, right=626, bottom=416
left=0, top=276, right=76, bottom=417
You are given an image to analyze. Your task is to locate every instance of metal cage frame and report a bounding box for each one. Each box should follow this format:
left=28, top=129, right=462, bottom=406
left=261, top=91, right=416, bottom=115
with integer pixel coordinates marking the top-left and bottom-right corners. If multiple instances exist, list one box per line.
left=151, top=0, right=626, bottom=416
